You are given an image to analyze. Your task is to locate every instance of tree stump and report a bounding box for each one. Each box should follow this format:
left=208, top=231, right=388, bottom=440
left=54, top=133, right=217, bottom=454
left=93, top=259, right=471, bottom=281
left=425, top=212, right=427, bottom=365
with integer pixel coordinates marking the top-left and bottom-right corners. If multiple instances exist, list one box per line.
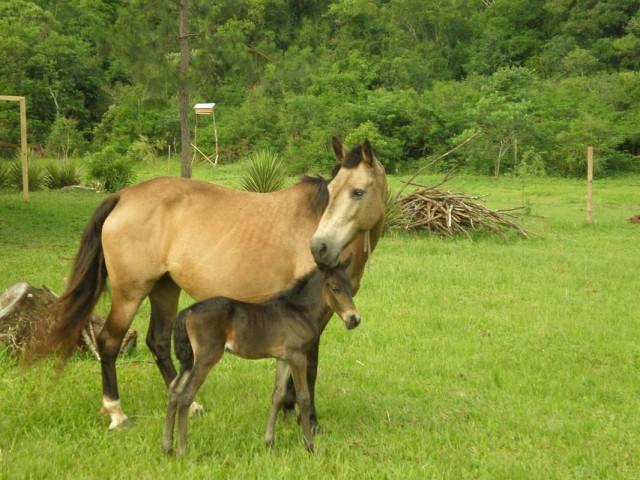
left=0, top=282, right=136, bottom=359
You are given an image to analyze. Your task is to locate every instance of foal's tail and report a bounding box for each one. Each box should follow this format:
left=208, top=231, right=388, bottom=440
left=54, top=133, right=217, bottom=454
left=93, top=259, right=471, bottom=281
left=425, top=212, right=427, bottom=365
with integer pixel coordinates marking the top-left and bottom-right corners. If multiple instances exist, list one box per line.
left=174, top=310, right=194, bottom=371
left=27, top=194, right=120, bottom=361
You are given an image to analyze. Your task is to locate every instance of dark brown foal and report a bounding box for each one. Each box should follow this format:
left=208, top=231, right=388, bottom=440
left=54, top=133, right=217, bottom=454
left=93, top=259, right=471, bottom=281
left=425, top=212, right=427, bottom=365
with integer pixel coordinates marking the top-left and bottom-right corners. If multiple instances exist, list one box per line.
left=162, top=261, right=360, bottom=455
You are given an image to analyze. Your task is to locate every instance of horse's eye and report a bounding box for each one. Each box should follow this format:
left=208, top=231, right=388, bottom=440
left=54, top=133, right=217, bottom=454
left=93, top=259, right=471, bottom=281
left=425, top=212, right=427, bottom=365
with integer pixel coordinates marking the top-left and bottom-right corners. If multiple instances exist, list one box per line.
left=331, top=287, right=341, bottom=294
left=351, top=188, right=366, bottom=198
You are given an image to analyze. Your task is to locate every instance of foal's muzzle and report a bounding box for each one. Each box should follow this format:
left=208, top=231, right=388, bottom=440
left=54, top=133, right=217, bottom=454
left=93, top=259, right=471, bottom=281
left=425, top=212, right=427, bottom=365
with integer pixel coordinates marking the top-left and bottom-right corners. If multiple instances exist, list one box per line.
left=345, top=313, right=361, bottom=330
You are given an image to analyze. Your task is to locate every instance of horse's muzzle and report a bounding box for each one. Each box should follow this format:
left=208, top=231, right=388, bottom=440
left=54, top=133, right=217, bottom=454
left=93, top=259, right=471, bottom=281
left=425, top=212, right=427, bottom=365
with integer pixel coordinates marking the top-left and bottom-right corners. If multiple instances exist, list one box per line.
left=310, top=237, right=340, bottom=269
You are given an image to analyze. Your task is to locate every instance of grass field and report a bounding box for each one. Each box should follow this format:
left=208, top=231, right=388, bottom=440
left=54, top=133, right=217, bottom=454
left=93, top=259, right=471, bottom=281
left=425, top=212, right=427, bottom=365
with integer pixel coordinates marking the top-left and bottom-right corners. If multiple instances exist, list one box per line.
left=1, top=163, right=639, bottom=479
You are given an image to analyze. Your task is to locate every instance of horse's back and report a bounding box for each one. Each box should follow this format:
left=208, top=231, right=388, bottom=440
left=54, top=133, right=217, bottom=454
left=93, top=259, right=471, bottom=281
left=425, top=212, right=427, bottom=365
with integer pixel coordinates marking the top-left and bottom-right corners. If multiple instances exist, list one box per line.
left=101, top=176, right=319, bottom=303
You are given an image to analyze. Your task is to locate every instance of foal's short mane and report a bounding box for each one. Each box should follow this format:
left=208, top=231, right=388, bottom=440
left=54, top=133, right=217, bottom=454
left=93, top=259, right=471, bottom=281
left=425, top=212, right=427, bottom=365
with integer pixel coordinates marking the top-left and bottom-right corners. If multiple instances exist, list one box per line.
left=273, top=269, right=319, bottom=305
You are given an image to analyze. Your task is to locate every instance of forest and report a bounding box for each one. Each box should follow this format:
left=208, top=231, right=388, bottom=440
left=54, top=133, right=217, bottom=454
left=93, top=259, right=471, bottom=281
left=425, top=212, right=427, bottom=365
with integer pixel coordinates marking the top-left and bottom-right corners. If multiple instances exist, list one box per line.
left=1, top=0, right=639, bottom=177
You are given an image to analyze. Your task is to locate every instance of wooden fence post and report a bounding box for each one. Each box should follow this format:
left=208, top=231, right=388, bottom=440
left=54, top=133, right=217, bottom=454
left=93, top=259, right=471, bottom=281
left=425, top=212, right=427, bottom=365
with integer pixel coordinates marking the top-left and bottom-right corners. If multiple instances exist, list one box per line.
left=586, top=146, right=593, bottom=223
left=0, top=95, right=29, bottom=201
left=19, top=97, right=29, bottom=202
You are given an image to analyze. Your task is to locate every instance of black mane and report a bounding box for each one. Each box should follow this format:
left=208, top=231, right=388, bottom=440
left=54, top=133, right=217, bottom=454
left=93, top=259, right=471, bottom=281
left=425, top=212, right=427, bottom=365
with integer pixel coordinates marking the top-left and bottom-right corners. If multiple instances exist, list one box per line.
left=299, top=175, right=330, bottom=214
left=343, top=145, right=365, bottom=169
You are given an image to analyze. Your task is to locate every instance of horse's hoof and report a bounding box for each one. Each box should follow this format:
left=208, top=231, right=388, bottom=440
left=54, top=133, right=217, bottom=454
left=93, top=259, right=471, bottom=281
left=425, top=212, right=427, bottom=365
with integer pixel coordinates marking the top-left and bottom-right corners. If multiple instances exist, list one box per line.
left=189, top=401, right=205, bottom=417
left=108, top=416, right=133, bottom=431
left=161, top=443, right=173, bottom=456
left=264, top=438, right=275, bottom=449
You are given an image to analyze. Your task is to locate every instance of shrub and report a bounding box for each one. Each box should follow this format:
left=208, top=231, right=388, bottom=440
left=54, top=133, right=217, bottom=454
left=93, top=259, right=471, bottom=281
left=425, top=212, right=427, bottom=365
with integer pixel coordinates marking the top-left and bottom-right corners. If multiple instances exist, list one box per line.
left=9, top=160, right=45, bottom=191
left=240, top=149, right=286, bottom=193
left=44, top=161, right=82, bottom=189
left=88, top=147, right=135, bottom=192
left=46, top=117, right=87, bottom=159
left=0, top=162, right=9, bottom=190
left=127, top=135, right=162, bottom=163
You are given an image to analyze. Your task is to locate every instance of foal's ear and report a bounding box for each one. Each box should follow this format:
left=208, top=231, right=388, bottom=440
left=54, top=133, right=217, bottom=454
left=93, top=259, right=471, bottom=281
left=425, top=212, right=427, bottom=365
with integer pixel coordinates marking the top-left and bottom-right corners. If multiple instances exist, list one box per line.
left=340, top=252, right=353, bottom=270
left=362, top=139, right=375, bottom=166
left=332, top=137, right=347, bottom=163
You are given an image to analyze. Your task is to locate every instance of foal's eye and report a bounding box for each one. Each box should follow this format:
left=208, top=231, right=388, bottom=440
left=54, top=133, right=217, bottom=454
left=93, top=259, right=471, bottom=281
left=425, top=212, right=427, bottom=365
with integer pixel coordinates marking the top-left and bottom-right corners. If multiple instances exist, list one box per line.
left=351, top=188, right=366, bottom=199
left=331, top=287, right=341, bottom=294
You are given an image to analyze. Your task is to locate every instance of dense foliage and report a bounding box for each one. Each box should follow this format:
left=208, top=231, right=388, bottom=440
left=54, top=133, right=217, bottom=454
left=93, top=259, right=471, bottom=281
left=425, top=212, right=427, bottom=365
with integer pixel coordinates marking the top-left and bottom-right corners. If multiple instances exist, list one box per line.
left=1, top=0, right=639, bottom=176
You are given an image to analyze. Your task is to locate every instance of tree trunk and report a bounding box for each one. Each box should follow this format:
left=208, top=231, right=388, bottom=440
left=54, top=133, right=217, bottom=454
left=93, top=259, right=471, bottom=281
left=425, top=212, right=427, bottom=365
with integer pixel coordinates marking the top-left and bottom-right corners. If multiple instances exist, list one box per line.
left=178, top=0, right=192, bottom=178
left=0, top=282, right=136, bottom=359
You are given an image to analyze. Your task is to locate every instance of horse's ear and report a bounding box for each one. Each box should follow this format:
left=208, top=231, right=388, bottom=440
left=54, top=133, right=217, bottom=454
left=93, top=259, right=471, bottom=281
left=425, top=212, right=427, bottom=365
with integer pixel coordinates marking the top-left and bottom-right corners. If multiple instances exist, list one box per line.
left=362, top=139, right=375, bottom=166
left=332, top=137, right=347, bottom=163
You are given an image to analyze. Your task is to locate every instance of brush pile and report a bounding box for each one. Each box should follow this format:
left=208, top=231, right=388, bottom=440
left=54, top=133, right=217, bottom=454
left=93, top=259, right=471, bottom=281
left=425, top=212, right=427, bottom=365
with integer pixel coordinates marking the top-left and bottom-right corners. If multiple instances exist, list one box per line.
left=391, top=180, right=528, bottom=238
left=0, top=282, right=136, bottom=359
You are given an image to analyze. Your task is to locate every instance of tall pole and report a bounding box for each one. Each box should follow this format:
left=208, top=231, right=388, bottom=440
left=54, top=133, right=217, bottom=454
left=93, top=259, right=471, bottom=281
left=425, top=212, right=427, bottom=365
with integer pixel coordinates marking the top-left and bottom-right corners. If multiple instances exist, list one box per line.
left=19, top=97, right=29, bottom=201
left=586, top=146, right=593, bottom=223
left=178, top=0, right=192, bottom=178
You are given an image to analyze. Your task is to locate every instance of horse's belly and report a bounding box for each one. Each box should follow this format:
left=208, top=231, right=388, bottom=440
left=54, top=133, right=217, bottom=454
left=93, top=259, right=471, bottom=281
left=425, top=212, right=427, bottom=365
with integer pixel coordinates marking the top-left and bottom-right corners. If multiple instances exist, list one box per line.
left=171, top=251, right=308, bottom=303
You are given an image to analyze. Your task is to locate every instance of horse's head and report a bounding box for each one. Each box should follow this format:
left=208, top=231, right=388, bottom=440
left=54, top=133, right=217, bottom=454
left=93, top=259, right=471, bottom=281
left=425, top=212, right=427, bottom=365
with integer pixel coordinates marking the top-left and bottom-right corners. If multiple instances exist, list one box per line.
left=322, top=255, right=360, bottom=329
left=310, top=137, right=388, bottom=268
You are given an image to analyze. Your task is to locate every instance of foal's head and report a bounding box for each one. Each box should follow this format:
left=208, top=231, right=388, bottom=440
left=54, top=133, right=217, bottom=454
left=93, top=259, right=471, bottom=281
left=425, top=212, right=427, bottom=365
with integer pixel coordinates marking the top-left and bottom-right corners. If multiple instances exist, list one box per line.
left=322, top=256, right=361, bottom=330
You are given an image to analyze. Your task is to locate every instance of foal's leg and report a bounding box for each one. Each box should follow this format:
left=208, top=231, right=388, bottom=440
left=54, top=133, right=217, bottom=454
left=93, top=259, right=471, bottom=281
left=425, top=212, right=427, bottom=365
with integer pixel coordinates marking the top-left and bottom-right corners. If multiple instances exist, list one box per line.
left=175, top=344, right=225, bottom=456
left=147, top=277, right=204, bottom=416
left=265, top=360, right=291, bottom=447
left=284, top=310, right=331, bottom=432
left=162, top=370, right=191, bottom=454
left=288, top=353, right=314, bottom=452
left=147, top=276, right=181, bottom=386
left=97, top=288, right=144, bottom=430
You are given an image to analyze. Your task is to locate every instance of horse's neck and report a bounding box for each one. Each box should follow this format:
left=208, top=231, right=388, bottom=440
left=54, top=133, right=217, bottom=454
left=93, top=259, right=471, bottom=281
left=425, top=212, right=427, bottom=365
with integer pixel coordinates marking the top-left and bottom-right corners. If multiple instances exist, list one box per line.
left=346, top=217, right=384, bottom=294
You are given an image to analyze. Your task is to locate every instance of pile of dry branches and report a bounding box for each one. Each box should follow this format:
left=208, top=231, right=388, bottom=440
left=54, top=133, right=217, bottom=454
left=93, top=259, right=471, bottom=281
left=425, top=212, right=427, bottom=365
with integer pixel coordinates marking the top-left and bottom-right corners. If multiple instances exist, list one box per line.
left=396, top=184, right=528, bottom=238
left=386, top=132, right=529, bottom=238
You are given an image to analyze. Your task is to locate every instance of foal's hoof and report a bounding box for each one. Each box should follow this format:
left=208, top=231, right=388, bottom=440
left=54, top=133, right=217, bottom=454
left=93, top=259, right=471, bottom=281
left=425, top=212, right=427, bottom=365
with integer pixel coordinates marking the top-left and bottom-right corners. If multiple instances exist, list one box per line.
left=311, top=421, right=322, bottom=435
left=161, top=443, right=173, bottom=456
left=304, top=440, right=315, bottom=453
left=189, top=401, right=205, bottom=417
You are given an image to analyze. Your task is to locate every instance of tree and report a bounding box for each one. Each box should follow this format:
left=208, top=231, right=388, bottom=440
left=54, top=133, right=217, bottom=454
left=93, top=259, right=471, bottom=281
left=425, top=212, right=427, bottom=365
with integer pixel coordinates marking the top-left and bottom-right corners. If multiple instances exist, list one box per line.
left=179, top=0, right=192, bottom=178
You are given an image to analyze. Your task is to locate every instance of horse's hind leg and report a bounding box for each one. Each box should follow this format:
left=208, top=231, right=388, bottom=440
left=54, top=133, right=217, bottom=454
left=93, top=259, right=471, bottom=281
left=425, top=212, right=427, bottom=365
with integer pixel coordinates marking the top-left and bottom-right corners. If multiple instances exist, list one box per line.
left=97, top=288, right=145, bottom=430
left=147, top=276, right=181, bottom=386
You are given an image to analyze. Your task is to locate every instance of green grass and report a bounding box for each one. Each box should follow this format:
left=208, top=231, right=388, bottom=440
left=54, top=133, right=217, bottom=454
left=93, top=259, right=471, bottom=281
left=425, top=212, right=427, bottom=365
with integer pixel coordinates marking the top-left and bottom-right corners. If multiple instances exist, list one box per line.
left=1, top=163, right=640, bottom=479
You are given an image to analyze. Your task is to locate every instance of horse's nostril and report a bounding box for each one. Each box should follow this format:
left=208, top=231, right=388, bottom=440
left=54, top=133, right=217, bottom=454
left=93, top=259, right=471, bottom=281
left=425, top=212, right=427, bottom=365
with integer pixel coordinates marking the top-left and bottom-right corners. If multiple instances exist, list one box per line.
left=349, top=314, right=360, bottom=327
left=319, top=242, right=327, bottom=256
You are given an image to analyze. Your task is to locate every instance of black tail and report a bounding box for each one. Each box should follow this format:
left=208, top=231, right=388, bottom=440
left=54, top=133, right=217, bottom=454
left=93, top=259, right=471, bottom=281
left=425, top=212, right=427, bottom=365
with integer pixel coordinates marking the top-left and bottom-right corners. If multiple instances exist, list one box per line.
left=174, top=310, right=194, bottom=371
left=27, top=194, right=120, bottom=360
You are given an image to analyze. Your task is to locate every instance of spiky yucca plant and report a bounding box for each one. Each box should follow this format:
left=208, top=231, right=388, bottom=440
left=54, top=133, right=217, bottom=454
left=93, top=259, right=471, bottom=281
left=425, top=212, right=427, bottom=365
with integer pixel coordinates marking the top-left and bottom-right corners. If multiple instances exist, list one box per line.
left=0, top=162, right=10, bottom=190
left=240, top=149, right=286, bottom=193
left=10, top=160, right=45, bottom=191
left=44, top=162, right=82, bottom=189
